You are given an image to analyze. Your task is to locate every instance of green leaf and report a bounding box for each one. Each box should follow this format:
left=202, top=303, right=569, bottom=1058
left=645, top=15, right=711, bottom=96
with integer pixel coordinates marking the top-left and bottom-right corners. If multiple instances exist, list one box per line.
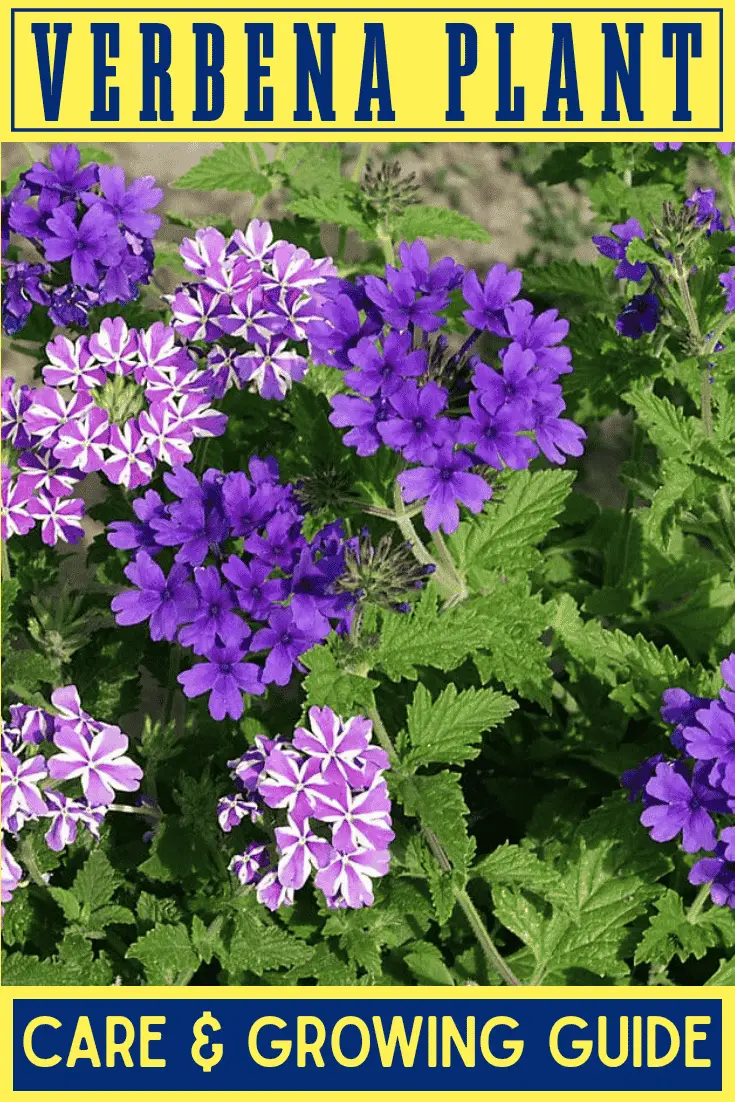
left=128, top=924, right=199, bottom=985
left=473, top=842, right=566, bottom=904
left=404, top=944, right=455, bottom=985
left=1, top=577, right=20, bottom=644
left=73, top=850, right=118, bottom=914
left=624, top=385, right=701, bottom=456
left=286, top=188, right=372, bottom=236
left=705, top=956, right=735, bottom=985
left=2, top=933, right=113, bottom=986
left=79, top=146, right=113, bottom=165
left=191, top=915, right=225, bottom=965
left=523, top=261, right=611, bottom=311
left=634, top=890, right=730, bottom=968
left=393, top=206, right=490, bottom=243
left=404, top=682, right=517, bottom=769
left=400, top=772, right=474, bottom=873
left=453, top=469, right=575, bottom=579
left=376, top=588, right=493, bottom=681
left=223, top=904, right=311, bottom=978
left=302, top=642, right=379, bottom=715
left=172, top=146, right=271, bottom=195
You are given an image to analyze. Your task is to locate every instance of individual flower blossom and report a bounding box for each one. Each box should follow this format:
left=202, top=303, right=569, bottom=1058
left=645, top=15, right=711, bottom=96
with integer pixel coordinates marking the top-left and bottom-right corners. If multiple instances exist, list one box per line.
left=316, top=777, right=395, bottom=853
left=462, top=264, right=522, bottom=331
left=1, top=477, right=39, bottom=540
left=592, top=218, right=647, bottom=281
left=275, top=816, right=333, bottom=889
left=314, top=846, right=391, bottom=909
left=682, top=703, right=735, bottom=795
left=230, top=843, right=271, bottom=885
left=53, top=408, right=111, bottom=472
left=48, top=723, right=143, bottom=805
left=364, top=269, right=449, bottom=332
left=398, top=444, right=493, bottom=533
left=346, top=331, right=427, bottom=398
left=292, top=707, right=377, bottom=788
left=83, top=165, right=163, bottom=238
left=378, top=380, right=450, bottom=462
left=112, top=551, right=198, bottom=642
left=177, top=640, right=264, bottom=721
left=640, top=761, right=728, bottom=853
left=106, top=490, right=167, bottom=554
left=233, top=339, right=308, bottom=400
left=689, top=842, right=735, bottom=907
left=615, top=292, right=660, bottom=339
left=256, top=870, right=295, bottom=911
left=42, top=790, right=102, bottom=852
left=217, top=793, right=262, bottom=833
left=8, top=704, right=54, bottom=745
left=257, top=749, right=331, bottom=822
left=250, top=606, right=325, bottom=686
left=177, top=565, right=244, bottom=655
left=661, top=687, right=712, bottom=751
left=1, top=750, right=48, bottom=830
left=26, top=494, right=85, bottom=546
left=458, top=392, right=539, bottom=470
left=44, top=203, right=122, bottom=287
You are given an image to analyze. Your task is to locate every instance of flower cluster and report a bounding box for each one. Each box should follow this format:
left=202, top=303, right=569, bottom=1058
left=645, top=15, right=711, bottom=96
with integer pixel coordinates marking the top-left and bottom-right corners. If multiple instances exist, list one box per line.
left=1, top=319, right=226, bottom=545
left=219, top=706, right=393, bottom=910
left=2, top=145, right=161, bottom=334
left=1, top=686, right=143, bottom=911
left=593, top=190, right=735, bottom=339
left=310, top=241, right=584, bottom=534
left=108, top=461, right=355, bottom=719
left=168, top=220, right=337, bottom=399
left=623, top=655, right=735, bottom=908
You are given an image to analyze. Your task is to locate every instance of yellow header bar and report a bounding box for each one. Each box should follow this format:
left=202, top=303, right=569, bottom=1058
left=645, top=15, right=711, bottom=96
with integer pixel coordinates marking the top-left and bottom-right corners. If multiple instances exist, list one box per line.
left=1, top=1, right=730, bottom=140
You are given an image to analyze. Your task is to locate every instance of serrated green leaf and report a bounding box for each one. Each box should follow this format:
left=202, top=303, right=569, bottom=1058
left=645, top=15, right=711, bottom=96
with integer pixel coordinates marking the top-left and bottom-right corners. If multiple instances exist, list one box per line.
left=127, top=923, right=199, bottom=985
left=73, top=850, right=118, bottom=914
left=394, top=206, right=490, bottom=243
left=705, top=956, right=735, bottom=985
left=2, top=933, right=113, bottom=986
left=473, top=842, right=566, bottom=904
left=286, top=188, right=372, bottom=235
left=404, top=944, right=455, bottom=985
left=405, top=682, right=517, bottom=769
left=453, top=469, right=575, bottom=580
left=223, top=907, right=311, bottom=978
left=172, top=146, right=271, bottom=195
left=400, top=772, right=474, bottom=873
left=634, top=890, right=727, bottom=968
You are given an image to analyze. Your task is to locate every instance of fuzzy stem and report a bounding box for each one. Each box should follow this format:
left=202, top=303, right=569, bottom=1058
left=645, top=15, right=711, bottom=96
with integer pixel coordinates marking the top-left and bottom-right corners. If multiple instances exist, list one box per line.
left=687, top=882, right=711, bottom=923
left=673, top=257, right=713, bottom=436
left=2, top=540, right=11, bottom=580
left=365, top=700, right=521, bottom=986
left=350, top=143, right=369, bottom=184
left=390, top=482, right=435, bottom=567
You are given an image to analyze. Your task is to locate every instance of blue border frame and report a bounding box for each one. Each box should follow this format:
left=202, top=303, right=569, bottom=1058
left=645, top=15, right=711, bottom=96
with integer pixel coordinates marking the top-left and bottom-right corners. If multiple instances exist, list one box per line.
left=9, top=6, right=725, bottom=133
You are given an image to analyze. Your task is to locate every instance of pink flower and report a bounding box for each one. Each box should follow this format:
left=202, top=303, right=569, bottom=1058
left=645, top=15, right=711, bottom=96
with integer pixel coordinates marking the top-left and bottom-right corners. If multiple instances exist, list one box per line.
left=104, top=419, right=155, bottom=488
left=258, top=748, right=331, bottom=822
left=27, top=493, right=85, bottom=545
left=24, top=386, right=93, bottom=446
left=138, top=403, right=194, bottom=467
left=315, top=846, right=391, bottom=908
left=1, top=478, right=38, bottom=539
left=1, top=750, right=48, bottom=829
left=275, top=816, right=333, bottom=889
left=42, top=334, right=105, bottom=390
left=49, top=722, right=143, bottom=806
left=53, top=407, right=110, bottom=472
left=316, top=776, right=395, bottom=853
left=256, top=870, right=294, bottom=911
left=89, top=317, right=139, bottom=376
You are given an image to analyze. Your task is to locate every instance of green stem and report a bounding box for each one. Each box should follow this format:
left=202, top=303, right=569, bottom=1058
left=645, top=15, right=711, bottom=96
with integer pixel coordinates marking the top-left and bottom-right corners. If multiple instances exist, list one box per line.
left=687, top=882, right=711, bottom=923
left=390, top=482, right=435, bottom=567
left=2, top=540, right=11, bottom=580
left=350, top=143, right=369, bottom=184
left=365, top=699, right=520, bottom=987
left=377, top=223, right=395, bottom=267
left=673, top=257, right=713, bottom=436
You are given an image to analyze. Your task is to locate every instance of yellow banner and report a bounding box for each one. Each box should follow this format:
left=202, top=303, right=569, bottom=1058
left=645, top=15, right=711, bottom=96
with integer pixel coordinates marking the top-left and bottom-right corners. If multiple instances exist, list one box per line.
left=1, top=0, right=730, bottom=140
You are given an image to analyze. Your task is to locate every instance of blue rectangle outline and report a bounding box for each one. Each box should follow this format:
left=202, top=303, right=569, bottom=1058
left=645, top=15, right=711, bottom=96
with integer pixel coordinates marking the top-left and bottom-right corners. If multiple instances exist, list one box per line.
left=9, top=6, right=725, bottom=133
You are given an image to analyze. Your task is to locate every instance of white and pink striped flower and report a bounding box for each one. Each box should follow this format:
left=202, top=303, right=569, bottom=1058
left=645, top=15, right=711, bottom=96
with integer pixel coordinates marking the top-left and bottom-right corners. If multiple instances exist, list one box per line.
left=275, top=816, right=333, bottom=890
left=315, top=846, right=390, bottom=909
left=139, top=403, right=194, bottom=467
left=42, top=334, right=105, bottom=390
left=89, top=317, right=139, bottom=376
left=53, top=407, right=110, bottom=472
left=104, top=419, right=155, bottom=488
left=48, top=722, right=143, bottom=806
left=26, top=493, right=85, bottom=545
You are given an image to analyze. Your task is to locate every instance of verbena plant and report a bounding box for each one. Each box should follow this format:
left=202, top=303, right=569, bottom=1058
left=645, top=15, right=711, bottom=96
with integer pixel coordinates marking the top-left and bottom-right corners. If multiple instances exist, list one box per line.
left=2, top=140, right=735, bottom=987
